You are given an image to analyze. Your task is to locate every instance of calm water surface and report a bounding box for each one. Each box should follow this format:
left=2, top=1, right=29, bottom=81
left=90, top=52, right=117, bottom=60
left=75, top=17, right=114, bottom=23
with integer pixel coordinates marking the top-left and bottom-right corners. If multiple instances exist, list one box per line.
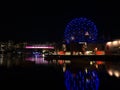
left=0, top=53, right=120, bottom=90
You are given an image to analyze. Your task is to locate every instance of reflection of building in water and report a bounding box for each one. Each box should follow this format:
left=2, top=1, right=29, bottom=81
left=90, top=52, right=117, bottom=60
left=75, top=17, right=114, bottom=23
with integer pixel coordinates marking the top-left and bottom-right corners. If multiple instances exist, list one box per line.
left=62, top=60, right=101, bottom=90
left=25, top=54, right=48, bottom=64
left=64, top=69, right=99, bottom=90
left=0, top=54, right=4, bottom=65
left=0, top=43, right=6, bottom=54
left=0, top=53, right=25, bottom=67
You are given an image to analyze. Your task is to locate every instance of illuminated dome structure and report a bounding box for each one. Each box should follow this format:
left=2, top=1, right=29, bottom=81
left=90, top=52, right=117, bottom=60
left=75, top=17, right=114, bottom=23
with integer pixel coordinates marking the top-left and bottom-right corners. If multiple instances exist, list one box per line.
left=64, top=17, right=98, bottom=43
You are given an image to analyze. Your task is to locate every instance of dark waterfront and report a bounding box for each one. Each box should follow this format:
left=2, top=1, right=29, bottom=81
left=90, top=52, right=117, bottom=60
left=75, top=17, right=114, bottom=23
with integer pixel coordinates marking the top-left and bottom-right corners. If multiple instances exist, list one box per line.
left=0, top=53, right=120, bottom=90
left=1, top=1, right=120, bottom=89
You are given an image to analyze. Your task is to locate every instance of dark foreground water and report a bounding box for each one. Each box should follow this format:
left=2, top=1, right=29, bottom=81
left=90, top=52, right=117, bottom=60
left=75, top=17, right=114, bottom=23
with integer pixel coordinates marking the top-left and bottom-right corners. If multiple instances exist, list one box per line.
left=0, top=53, right=120, bottom=90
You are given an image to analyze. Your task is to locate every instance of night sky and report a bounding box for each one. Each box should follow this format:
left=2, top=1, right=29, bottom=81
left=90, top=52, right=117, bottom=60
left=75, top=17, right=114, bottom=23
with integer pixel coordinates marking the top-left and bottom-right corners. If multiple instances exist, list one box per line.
left=1, top=1, right=120, bottom=42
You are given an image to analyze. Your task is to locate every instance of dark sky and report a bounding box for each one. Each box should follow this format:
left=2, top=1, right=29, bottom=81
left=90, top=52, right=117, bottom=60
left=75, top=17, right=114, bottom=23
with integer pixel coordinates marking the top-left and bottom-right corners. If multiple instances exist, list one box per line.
left=1, top=1, right=120, bottom=42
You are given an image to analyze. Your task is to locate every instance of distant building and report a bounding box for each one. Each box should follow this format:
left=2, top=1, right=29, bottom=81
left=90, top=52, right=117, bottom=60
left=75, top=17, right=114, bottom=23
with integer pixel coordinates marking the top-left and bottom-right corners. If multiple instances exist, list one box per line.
left=105, top=39, right=120, bottom=54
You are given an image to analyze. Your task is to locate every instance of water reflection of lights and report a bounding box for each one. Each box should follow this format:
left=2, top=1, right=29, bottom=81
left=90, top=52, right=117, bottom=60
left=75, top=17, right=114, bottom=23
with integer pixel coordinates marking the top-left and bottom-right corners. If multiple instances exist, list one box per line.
left=25, top=53, right=48, bottom=64
left=25, top=51, right=49, bottom=64
left=90, top=61, right=104, bottom=65
left=89, top=61, right=105, bottom=69
left=58, top=60, right=71, bottom=65
left=51, top=60, right=71, bottom=65
left=0, top=54, right=24, bottom=67
left=0, top=54, right=4, bottom=65
left=64, top=69, right=99, bottom=90
left=107, top=69, right=120, bottom=78
left=108, top=70, right=113, bottom=76
left=63, top=64, right=66, bottom=72
left=25, top=57, right=48, bottom=64
left=106, top=62, right=120, bottom=78
left=114, top=71, right=119, bottom=77
left=33, top=51, right=41, bottom=56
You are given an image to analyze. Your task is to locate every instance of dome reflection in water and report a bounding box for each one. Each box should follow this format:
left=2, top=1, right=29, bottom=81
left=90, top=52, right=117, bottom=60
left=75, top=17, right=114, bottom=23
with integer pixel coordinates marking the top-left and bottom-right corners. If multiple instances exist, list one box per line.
left=64, top=68, right=99, bottom=90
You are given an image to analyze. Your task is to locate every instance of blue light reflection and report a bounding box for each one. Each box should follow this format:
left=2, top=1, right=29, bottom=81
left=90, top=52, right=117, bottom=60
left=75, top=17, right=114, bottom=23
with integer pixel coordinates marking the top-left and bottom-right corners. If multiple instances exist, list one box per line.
left=64, top=69, right=99, bottom=90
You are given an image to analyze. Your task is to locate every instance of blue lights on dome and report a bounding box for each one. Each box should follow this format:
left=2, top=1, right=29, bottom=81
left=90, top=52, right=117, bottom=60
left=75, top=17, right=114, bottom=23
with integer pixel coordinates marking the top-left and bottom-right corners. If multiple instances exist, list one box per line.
left=64, top=17, right=98, bottom=43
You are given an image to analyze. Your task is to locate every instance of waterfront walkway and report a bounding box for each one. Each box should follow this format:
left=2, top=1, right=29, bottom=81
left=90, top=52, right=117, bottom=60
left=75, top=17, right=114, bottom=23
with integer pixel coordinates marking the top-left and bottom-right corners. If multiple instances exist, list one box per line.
left=45, top=54, right=120, bottom=61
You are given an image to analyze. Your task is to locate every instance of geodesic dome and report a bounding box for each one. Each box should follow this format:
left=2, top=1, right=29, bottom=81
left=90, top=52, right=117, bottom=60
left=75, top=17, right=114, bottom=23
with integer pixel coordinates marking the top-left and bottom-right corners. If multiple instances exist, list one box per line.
left=64, top=17, right=98, bottom=43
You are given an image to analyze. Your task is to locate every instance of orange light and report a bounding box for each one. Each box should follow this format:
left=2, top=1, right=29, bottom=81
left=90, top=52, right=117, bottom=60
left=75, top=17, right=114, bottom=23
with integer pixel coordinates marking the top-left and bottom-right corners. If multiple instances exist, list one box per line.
left=58, top=60, right=64, bottom=64
left=96, top=51, right=105, bottom=55
left=96, top=61, right=104, bottom=65
left=58, top=51, right=65, bottom=55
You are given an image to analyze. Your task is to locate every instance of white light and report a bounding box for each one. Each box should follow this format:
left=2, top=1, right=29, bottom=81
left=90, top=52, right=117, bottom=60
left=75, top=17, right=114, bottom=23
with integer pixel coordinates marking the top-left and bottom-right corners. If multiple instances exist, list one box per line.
left=63, top=65, right=66, bottom=72
left=71, top=36, right=75, bottom=40
left=112, top=41, right=118, bottom=46
left=42, top=54, right=45, bottom=57
left=85, top=51, right=93, bottom=55
left=85, top=68, right=88, bottom=73
left=106, top=42, right=112, bottom=46
left=108, top=70, right=113, bottom=76
left=114, top=71, right=119, bottom=78
left=95, top=64, right=98, bottom=69
left=85, top=31, right=89, bottom=36
left=65, top=52, right=71, bottom=55
left=90, top=61, right=93, bottom=65
left=85, top=51, right=89, bottom=55
left=65, top=60, right=71, bottom=63
left=118, top=40, right=120, bottom=44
